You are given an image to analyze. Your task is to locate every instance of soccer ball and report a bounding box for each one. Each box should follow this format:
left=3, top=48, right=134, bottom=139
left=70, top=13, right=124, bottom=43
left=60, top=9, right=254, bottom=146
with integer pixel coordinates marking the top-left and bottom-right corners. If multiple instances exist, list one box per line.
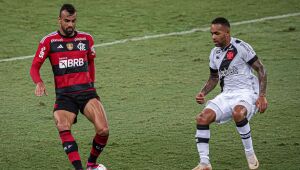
left=96, top=164, right=107, bottom=170
left=91, top=164, right=107, bottom=170
left=99, top=164, right=107, bottom=170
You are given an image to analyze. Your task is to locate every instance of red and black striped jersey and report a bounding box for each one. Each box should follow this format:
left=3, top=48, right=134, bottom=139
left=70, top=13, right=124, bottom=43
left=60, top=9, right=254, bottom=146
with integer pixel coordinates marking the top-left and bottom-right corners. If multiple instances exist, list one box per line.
left=30, top=31, right=96, bottom=95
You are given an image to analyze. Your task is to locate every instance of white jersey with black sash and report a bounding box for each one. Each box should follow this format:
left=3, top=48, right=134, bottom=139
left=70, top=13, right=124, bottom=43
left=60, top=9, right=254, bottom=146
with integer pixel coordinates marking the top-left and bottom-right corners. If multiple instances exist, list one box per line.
left=209, top=37, right=259, bottom=94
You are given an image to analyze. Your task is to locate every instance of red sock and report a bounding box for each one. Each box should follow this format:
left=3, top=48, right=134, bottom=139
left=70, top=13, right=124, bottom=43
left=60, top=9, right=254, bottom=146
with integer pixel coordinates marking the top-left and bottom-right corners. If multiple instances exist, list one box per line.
left=88, top=134, right=108, bottom=163
left=59, top=130, right=83, bottom=170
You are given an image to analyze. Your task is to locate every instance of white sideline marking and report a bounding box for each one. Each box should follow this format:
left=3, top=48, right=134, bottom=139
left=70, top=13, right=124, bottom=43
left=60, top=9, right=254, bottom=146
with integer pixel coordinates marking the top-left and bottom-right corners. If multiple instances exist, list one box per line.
left=1, top=12, right=299, bottom=63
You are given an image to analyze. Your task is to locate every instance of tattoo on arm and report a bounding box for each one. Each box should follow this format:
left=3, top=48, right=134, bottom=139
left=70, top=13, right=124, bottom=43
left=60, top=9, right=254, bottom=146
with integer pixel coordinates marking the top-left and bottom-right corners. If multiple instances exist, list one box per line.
left=251, top=59, right=267, bottom=96
left=201, top=72, right=219, bottom=96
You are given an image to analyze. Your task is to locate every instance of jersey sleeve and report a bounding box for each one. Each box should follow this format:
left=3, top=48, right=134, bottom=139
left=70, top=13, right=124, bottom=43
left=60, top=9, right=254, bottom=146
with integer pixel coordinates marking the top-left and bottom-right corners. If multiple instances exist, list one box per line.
left=87, top=36, right=96, bottom=82
left=30, top=40, right=49, bottom=84
left=88, top=36, right=96, bottom=60
left=209, top=48, right=218, bottom=71
left=240, top=41, right=257, bottom=64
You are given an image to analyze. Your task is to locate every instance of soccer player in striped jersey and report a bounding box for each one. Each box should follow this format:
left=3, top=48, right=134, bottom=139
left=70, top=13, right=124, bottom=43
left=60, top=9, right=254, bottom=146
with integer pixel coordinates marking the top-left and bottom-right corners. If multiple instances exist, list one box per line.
left=193, top=17, right=268, bottom=170
left=30, top=4, right=109, bottom=170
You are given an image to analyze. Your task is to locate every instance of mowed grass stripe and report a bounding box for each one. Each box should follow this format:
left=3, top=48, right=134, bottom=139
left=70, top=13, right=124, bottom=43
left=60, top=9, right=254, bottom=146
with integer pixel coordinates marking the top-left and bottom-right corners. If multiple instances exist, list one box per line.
left=0, top=12, right=299, bottom=63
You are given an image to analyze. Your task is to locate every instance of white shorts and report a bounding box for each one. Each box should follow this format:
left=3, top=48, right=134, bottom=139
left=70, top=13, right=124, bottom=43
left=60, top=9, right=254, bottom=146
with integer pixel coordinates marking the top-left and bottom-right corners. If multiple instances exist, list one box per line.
left=205, top=89, right=258, bottom=124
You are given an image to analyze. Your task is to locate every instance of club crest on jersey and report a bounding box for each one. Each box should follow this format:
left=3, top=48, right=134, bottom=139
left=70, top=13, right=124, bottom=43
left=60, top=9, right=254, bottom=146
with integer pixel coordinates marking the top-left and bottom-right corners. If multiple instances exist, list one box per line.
left=77, top=42, right=86, bottom=51
left=66, top=43, right=74, bottom=50
left=226, top=51, right=235, bottom=60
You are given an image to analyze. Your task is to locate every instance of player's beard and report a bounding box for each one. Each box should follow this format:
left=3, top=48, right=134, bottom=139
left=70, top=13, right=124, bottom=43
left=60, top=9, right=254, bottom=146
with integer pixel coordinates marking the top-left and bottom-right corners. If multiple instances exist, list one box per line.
left=213, top=40, right=226, bottom=48
left=213, top=42, right=221, bottom=47
left=63, top=27, right=74, bottom=37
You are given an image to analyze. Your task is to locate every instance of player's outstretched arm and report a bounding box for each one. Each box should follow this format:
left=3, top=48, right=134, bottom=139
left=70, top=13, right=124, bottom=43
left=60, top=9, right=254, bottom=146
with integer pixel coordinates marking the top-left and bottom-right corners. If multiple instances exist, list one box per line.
left=196, top=71, right=219, bottom=104
left=251, top=59, right=268, bottom=113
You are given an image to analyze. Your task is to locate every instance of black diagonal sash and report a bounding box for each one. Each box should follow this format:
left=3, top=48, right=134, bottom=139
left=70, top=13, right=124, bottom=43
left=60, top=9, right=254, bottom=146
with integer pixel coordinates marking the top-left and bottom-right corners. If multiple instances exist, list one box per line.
left=219, top=44, right=238, bottom=91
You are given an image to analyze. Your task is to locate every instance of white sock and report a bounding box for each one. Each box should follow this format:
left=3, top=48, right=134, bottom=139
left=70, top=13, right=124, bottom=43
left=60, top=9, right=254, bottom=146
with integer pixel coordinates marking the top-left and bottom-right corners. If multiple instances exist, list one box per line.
left=195, top=125, right=210, bottom=164
left=236, top=118, right=254, bottom=153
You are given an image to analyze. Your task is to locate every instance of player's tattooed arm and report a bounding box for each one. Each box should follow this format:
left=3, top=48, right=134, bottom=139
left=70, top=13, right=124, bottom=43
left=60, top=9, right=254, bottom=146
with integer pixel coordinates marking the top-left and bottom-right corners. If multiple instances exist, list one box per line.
left=196, top=71, right=218, bottom=104
left=251, top=59, right=267, bottom=96
left=252, top=58, right=268, bottom=113
left=200, top=72, right=219, bottom=96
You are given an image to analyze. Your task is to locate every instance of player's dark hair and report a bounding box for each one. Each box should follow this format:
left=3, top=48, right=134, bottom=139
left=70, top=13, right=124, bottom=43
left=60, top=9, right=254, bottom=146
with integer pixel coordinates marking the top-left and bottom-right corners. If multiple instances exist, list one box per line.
left=59, top=4, right=76, bottom=17
left=211, top=17, right=230, bottom=28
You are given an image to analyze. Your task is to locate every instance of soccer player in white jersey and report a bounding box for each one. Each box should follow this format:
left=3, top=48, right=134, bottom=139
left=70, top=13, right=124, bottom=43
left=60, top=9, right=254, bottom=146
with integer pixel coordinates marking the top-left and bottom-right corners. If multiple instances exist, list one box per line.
left=192, top=17, right=268, bottom=170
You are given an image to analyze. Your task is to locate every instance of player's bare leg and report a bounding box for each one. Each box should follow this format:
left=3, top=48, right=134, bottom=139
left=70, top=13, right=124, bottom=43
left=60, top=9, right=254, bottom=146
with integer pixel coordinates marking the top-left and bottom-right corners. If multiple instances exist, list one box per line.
left=84, top=98, right=109, bottom=169
left=233, top=105, right=259, bottom=170
left=54, top=110, right=76, bottom=131
left=54, top=110, right=83, bottom=170
left=193, top=109, right=215, bottom=170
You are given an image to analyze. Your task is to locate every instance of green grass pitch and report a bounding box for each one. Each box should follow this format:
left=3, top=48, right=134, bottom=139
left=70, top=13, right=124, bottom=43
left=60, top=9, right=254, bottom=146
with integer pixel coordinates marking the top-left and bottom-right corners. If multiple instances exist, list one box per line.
left=0, top=0, right=299, bottom=169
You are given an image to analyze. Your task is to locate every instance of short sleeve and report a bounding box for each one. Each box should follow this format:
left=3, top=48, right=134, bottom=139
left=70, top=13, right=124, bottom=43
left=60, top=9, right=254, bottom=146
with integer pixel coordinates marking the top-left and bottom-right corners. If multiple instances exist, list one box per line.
left=240, top=41, right=256, bottom=63
left=209, top=49, right=218, bottom=70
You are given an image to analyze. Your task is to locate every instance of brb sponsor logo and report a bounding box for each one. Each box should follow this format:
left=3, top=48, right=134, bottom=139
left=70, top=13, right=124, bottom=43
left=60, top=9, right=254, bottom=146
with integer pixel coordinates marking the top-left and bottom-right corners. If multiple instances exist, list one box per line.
left=59, top=57, right=84, bottom=69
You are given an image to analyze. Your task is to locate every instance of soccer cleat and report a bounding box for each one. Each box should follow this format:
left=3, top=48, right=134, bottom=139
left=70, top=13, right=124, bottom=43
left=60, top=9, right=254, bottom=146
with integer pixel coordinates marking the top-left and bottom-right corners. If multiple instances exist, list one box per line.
left=192, top=162, right=212, bottom=170
left=246, top=152, right=259, bottom=170
left=86, top=163, right=107, bottom=170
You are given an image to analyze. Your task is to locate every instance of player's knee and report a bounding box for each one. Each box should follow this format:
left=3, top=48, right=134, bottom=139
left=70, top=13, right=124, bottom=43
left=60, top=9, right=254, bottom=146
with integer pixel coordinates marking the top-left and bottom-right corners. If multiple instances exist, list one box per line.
left=56, top=123, right=71, bottom=132
left=53, top=111, right=75, bottom=131
left=232, top=106, right=247, bottom=122
left=96, top=126, right=109, bottom=136
left=196, top=111, right=214, bottom=125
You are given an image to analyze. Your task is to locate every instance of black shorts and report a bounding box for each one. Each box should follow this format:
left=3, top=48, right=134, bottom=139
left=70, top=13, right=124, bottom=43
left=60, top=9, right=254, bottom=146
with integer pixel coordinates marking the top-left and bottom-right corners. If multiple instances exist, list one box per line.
left=53, top=90, right=100, bottom=123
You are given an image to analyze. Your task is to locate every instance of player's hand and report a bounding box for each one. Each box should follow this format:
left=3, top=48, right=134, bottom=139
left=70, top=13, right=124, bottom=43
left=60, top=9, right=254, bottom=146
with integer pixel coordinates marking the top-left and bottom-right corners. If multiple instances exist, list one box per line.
left=256, top=96, right=268, bottom=113
left=196, top=92, right=205, bottom=104
left=35, top=82, right=48, bottom=97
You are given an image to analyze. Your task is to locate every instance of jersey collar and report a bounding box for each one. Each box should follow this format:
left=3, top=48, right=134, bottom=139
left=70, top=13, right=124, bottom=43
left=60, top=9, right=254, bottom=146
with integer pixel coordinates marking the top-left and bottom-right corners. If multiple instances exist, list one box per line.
left=221, top=37, right=234, bottom=51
